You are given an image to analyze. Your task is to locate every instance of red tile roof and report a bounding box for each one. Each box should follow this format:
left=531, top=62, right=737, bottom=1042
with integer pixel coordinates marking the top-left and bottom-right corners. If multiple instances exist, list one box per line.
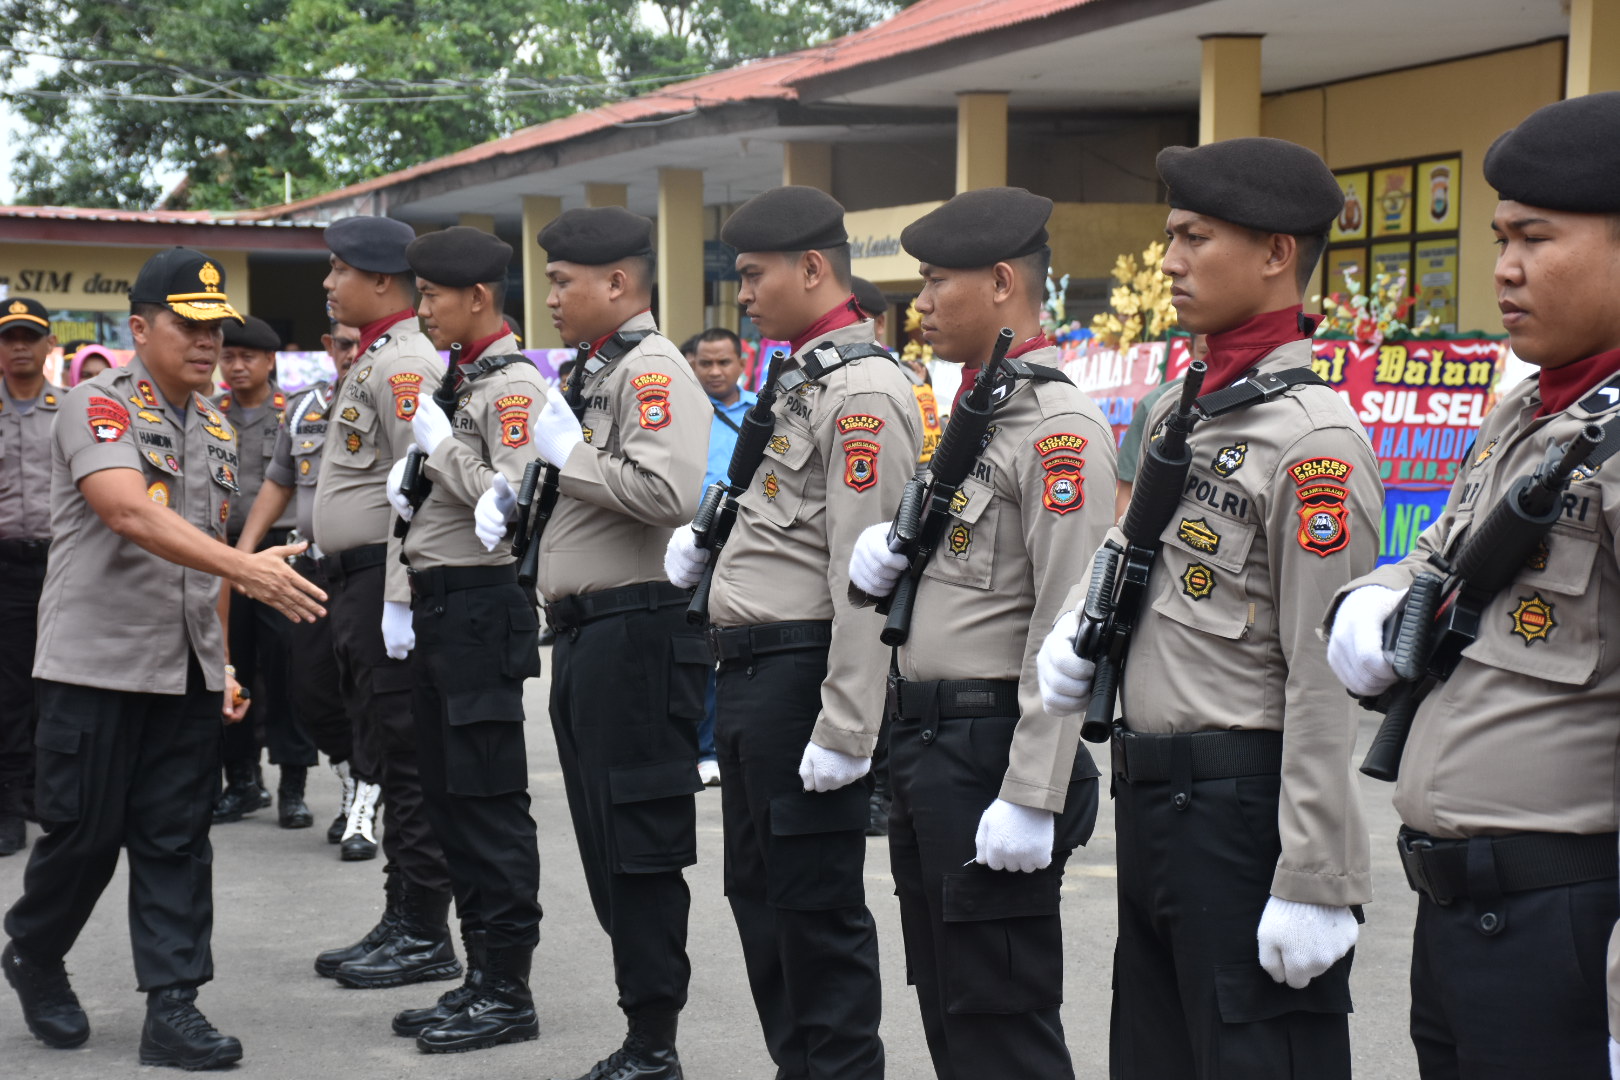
left=0, top=205, right=322, bottom=228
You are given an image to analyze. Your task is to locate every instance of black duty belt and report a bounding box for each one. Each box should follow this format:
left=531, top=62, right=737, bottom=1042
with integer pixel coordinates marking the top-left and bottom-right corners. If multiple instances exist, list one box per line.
left=544, top=580, right=688, bottom=633
left=409, top=563, right=519, bottom=599
left=0, top=537, right=51, bottom=563
left=708, top=620, right=832, bottom=665
left=231, top=527, right=292, bottom=551
left=1111, top=728, right=1283, bottom=783
left=896, top=679, right=1018, bottom=720
left=1397, top=827, right=1619, bottom=906
left=312, top=542, right=387, bottom=581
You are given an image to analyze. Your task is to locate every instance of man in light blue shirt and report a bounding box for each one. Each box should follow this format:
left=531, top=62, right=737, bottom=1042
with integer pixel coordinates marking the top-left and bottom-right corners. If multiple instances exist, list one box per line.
left=685, top=328, right=754, bottom=784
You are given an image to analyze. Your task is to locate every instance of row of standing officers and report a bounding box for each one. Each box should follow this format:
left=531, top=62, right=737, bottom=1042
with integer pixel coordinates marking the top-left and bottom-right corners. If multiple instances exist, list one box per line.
left=2, top=89, right=1620, bottom=1080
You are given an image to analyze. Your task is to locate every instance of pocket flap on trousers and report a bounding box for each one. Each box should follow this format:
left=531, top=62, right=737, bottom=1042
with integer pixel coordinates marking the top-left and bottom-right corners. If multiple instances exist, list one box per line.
left=769, top=782, right=869, bottom=836
left=35, top=724, right=80, bottom=754
left=1213, top=958, right=1353, bottom=1024
left=371, top=661, right=415, bottom=696
left=609, top=758, right=703, bottom=804
left=942, top=869, right=1061, bottom=923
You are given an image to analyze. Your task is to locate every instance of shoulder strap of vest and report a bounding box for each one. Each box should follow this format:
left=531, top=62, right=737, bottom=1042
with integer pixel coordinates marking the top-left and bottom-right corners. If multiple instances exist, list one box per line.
left=572, top=330, right=652, bottom=388
left=776, top=341, right=894, bottom=394
left=1576, top=370, right=1620, bottom=414
left=460, top=351, right=537, bottom=382
left=1193, top=367, right=1328, bottom=420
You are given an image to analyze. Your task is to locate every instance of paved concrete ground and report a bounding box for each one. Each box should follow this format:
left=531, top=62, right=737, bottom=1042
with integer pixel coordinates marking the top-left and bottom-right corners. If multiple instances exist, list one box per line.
left=0, top=649, right=1421, bottom=1078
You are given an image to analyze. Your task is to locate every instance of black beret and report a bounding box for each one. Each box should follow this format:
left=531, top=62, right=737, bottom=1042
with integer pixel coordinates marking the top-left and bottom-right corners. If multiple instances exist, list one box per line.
left=901, top=187, right=1052, bottom=268
left=850, top=277, right=887, bottom=318
left=538, top=207, right=653, bottom=265
left=0, top=296, right=51, bottom=337
left=130, top=247, right=244, bottom=324
left=720, top=186, right=847, bottom=253
left=1485, top=92, right=1620, bottom=213
left=407, top=226, right=513, bottom=287
left=222, top=314, right=281, bottom=351
left=1157, top=138, right=1343, bottom=235
left=324, top=215, right=415, bottom=274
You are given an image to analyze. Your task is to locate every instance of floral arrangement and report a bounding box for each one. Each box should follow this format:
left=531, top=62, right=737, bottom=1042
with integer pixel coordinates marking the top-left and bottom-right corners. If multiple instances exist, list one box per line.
left=901, top=301, right=934, bottom=366
left=1314, top=268, right=1443, bottom=344
left=1090, top=241, right=1177, bottom=349
left=1042, top=270, right=1091, bottom=345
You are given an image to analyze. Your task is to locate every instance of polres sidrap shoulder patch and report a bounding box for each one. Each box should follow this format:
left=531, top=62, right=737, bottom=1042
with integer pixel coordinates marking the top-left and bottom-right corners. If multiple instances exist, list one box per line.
left=1289, top=456, right=1351, bottom=557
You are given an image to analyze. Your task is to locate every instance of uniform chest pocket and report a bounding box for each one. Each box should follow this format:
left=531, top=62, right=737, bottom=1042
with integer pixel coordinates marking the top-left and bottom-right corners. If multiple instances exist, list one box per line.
left=740, top=417, right=815, bottom=528
left=261, top=425, right=278, bottom=459
left=580, top=404, right=615, bottom=453
left=1149, top=505, right=1259, bottom=640
left=1459, top=520, right=1603, bottom=686
left=331, top=396, right=377, bottom=470
left=923, top=476, right=998, bottom=592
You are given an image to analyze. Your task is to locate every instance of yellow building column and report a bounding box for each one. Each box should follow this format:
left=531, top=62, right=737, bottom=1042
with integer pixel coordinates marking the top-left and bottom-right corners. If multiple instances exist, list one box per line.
left=521, top=195, right=562, bottom=348
left=658, top=167, right=705, bottom=345
left=584, top=183, right=628, bottom=208
left=1568, top=0, right=1620, bottom=96
left=1199, top=35, right=1264, bottom=144
left=457, top=213, right=496, bottom=233
left=955, top=92, right=1008, bottom=192
left=782, top=143, right=833, bottom=192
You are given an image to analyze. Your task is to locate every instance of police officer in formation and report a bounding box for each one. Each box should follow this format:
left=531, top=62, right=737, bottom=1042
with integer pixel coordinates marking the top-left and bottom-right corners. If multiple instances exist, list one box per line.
left=667, top=185, right=920, bottom=1080
left=1328, top=91, right=1620, bottom=1079
left=849, top=187, right=1115, bottom=1078
left=1037, top=138, right=1379, bottom=1079
left=2, top=247, right=324, bottom=1069
left=234, top=319, right=374, bottom=849
left=310, top=216, right=460, bottom=989
left=0, top=297, right=59, bottom=856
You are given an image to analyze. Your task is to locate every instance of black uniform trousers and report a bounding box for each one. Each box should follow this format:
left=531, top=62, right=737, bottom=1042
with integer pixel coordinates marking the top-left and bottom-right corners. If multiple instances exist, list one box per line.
left=325, top=555, right=449, bottom=896
left=716, top=643, right=884, bottom=1080
left=0, top=547, right=47, bottom=819
left=285, top=557, right=362, bottom=774
left=1111, top=758, right=1353, bottom=1080
left=221, top=531, right=316, bottom=772
left=549, top=589, right=706, bottom=1018
left=1407, top=858, right=1615, bottom=1078
left=4, top=654, right=219, bottom=990
left=888, top=693, right=1100, bottom=1080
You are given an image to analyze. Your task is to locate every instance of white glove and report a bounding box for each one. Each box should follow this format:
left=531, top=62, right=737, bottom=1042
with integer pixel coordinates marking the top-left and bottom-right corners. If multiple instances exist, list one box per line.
left=1608, top=1036, right=1619, bottom=1080
left=664, top=524, right=709, bottom=589
left=797, top=741, right=871, bottom=792
left=1037, top=610, right=1095, bottom=716
left=412, top=395, right=453, bottom=455
left=974, top=799, right=1055, bottom=873
left=1326, top=584, right=1406, bottom=696
left=1256, top=897, right=1358, bottom=989
left=381, top=600, right=415, bottom=660
left=385, top=456, right=414, bottom=522
left=474, top=473, right=518, bottom=551
left=534, top=392, right=584, bottom=468
left=848, top=521, right=908, bottom=597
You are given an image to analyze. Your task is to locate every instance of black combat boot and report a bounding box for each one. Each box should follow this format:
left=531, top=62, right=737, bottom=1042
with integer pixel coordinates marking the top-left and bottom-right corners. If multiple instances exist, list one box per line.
left=314, top=866, right=403, bottom=977
left=392, top=928, right=486, bottom=1036
left=2, top=940, right=89, bottom=1048
left=415, top=942, right=538, bottom=1053
left=140, top=986, right=242, bottom=1070
left=327, top=761, right=356, bottom=843
left=556, top=1011, right=683, bottom=1080
left=253, top=764, right=272, bottom=809
left=277, top=765, right=314, bottom=829
left=0, top=779, right=25, bottom=855
left=211, top=762, right=260, bottom=824
left=334, top=882, right=461, bottom=989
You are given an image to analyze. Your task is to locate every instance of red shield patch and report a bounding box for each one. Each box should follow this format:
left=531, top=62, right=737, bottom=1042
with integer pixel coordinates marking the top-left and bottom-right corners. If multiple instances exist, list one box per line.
left=843, top=438, right=879, bottom=492
left=389, top=371, right=422, bottom=420
left=638, top=390, right=671, bottom=431
left=87, top=396, right=131, bottom=443
left=1296, top=481, right=1350, bottom=556
left=1042, top=464, right=1084, bottom=515
left=497, top=394, right=532, bottom=448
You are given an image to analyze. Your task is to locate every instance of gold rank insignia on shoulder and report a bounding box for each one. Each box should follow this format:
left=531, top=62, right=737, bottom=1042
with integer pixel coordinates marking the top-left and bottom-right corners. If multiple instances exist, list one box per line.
left=43, top=393, right=56, bottom=406
left=1508, top=593, right=1555, bottom=645
left=1181, top=563, right=1216, bottom=600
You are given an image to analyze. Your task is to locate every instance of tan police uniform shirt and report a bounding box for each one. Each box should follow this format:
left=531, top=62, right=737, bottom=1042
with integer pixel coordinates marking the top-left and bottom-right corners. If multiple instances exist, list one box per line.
left=216, top=382, right=292, bottom=539
left=33, top=355, right=237, bottom=693
left=1337, top=372, right=1620, bottom=841
left=409, top=332, right=551, bottom=570
left=265, top=380, right=337, bottom=543
left=709, top=319, right=923, bottom=758
left=1096, top=338, right=1379, bottom=906
left=538, top=312, right=708, bottom=600
left=313, top=318, right=444, bottom=603
left=900, top=347, right=1116, bottom=812
left=0, top=378, right=61, bottom=539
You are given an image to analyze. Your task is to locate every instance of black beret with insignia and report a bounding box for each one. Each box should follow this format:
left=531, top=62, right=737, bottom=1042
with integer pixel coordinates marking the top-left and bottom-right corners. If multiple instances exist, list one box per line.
left=325, top=215, right=416, bottom=274
left=1485, top=92, right=1620, bottom=213
left=850, top=277, right=887, bottom=319
left=538, top=207, right=654, bottom=265
left=407, top=226, right=513, bottom=287
left=901, top=187, right=1053, bottom=268
left=720, top=186, right=848, bottom=253
left=1157, top=138, right=1343, bottom=235
left=222, top=314, right=281, bottom=352
left=130, top=247, right=245, bottom=323
left=0, top=296, right=51, bottom=338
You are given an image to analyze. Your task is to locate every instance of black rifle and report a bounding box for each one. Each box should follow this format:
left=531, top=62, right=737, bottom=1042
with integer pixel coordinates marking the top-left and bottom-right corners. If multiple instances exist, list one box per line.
left=511, top=342, right=590, bottom=589
left=686, top=347, right=790, bottom=626
left=395, top=342, right=463, bottom=540
left=876, top=327, right=1015, bottom=646
left=1358, top=422, right=1605, bottom=781
left=1072, top=360, right=1208, bottom=743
